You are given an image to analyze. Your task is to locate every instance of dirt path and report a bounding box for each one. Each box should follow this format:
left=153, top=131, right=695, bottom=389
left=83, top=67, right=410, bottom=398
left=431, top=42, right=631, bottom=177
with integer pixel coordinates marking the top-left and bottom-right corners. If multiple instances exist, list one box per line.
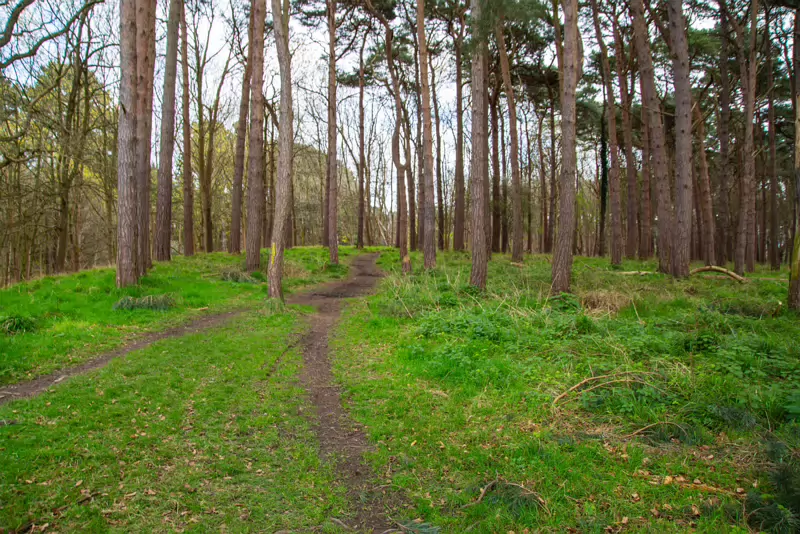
left=288, top=254, right=398, bottom=533
left=0, top=309, right=248, bottom=406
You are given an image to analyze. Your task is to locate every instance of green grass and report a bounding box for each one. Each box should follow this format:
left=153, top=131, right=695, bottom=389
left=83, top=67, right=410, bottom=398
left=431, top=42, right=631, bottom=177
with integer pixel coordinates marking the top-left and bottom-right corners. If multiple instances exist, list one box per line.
left=333, top=250, right=800, bottom=533
left=0, top=309, right=351, bottom=533
left=0, top=247, right=357, bottom=385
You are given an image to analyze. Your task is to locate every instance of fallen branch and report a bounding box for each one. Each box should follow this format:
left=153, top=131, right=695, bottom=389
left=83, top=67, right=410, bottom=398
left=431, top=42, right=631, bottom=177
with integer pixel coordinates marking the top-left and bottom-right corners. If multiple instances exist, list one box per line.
left=462, top=477, right=497, bottom=508
left=552, top=372, right=654, bottom=406
left=690, top=266, right=746, bottom=284
left=622, top=421, right=687, bottom=439
left=616, top=271, right=659, bottom=276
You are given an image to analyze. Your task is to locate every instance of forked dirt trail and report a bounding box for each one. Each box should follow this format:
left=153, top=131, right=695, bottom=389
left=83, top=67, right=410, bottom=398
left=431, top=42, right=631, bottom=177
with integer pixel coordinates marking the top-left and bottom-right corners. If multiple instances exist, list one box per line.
left=0, top=309, right=248, bottom=406
left=288, top=253, right=397, bottom=533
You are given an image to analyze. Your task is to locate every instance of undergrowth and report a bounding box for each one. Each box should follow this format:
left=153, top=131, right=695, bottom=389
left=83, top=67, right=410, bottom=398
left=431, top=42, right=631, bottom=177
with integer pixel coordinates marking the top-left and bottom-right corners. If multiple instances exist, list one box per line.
left=334, top=251, right=800, bottom=532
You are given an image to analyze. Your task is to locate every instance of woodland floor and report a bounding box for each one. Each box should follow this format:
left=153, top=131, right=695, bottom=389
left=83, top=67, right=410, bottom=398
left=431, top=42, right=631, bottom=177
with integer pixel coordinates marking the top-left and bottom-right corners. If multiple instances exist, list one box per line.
left=1, top=248, right=799, bottom=533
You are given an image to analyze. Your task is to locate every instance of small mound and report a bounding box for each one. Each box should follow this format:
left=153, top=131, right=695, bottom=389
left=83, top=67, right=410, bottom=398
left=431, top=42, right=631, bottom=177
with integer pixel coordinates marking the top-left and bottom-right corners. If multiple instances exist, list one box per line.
left=220, top=269, right=257, bottom=283
left=580, top=290, right=632, bottom=315
left=113, top=294, right=176, bottom=311
left=1, top=315, right=37, bottom=335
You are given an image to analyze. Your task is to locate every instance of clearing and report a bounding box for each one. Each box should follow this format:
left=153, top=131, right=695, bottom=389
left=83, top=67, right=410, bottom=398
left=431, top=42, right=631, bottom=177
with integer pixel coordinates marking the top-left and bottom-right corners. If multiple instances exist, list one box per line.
left=1, top=248, right=799, bottom=533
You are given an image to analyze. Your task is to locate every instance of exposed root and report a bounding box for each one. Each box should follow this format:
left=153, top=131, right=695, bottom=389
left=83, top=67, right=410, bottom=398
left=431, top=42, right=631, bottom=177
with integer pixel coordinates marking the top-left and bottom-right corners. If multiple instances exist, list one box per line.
left=690, top=266, right=747, bottom=283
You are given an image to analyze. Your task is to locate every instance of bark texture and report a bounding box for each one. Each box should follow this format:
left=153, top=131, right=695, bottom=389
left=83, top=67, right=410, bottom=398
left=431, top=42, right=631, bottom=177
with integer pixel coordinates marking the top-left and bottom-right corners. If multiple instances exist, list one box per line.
left=551, top=0, right=582, bottom=294
left=116, top=0, right=138, bottom=287
left=469, top=0, right=488, bottom=289
left=245, top=0, right=266, bottom=271
left=268, top=0, right=294, bottom=299
left=154, top=0, right=181, bottom=262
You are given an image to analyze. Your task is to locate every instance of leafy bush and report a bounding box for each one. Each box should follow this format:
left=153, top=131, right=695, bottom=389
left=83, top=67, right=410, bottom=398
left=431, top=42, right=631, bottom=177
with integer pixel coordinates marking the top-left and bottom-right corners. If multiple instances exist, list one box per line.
left=113, top=294, right=176, bottom=311
left=1, top=315, right=36, bottom=335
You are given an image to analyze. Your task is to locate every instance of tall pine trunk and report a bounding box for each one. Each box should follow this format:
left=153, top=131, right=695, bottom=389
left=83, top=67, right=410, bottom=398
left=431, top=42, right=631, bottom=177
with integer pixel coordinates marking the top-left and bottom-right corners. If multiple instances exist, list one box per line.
left=732, top=0, right=759, bottom=274
left=469, top=0, right=488, bottom=288
left=490, top=88, right=500, bottom=254
left=230, top=9, right=255, bottom=255
left=245, top=0, right=266, bottom=271
left=136, top=0, right=156, bottom=274
left=116, top=0, right=139, bottom=287
left=327, top=0, right=339, bottom=264
left=589, top=0, right=621, bottom=265
left=693, top=105, right=715, bottom=266
left=357, top=37, right=366, bottom=249
left=631, top=0, right=672, bottom=273
left=790, top=8, right=800, bottom=309
left=268, top=0, right=294, bottom=298
left=767, top=15, right=779, bottom=270
left=551, top=0, right=582, bottom=293
left=496, top=17, right=523, bottom=262
left=181, top=1, right=194, bottom=256
left=155, top=0, right=181, bottom=262
left=431, top=50, right=445, bottom=251
left=452, top=19, right=466, bottom=251
left=611, top=17, right=639, bottom=259
left=667, top=0, right=693, bottom=277
left=417, top=0, right=435, bottom=268
left=717, top=0, right=732, bottom=264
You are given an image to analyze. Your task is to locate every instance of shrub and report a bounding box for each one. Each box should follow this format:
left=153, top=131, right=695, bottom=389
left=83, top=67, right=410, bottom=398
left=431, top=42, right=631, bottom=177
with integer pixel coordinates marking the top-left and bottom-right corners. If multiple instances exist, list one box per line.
left=1, top=315, right=36, bottom=335
left=113, top=294, right=176, bottom=311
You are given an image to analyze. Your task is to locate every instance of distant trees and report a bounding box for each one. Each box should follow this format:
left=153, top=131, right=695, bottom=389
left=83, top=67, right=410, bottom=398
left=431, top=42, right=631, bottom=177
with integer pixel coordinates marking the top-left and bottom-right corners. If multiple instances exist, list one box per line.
left=2, top=0, right=800, bottom=313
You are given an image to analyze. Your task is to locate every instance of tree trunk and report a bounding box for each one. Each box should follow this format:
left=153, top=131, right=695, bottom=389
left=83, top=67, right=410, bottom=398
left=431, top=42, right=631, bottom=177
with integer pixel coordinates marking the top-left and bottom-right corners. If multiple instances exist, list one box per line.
left=551, top=0, right=582, bottom=293
left=155, top=0, right=181, bottom=262
left=693, top=105, right=715, bottom=266
left=791, top=8, right=800, bottom=309
left=631, top=0, right=672, bottom=273
left=639, top=75, right=652, bottom=258
left=431, top=49, right=445, bottom=251
left=268, top=0, right=294, bottom=299
left=136, top=0, right=156, bottom=274
left=230, top=8, right=255, bottom=255
left=469, top=0, right=488, bottom=288
left=181, top=2, right=194, bottom=257
left=116, top=0, right=139, bottom=287
left=417, top=0, right=435, bottom=268
left=490, top=88, right=500, bottom=254
left=452, top=21, right=466, bottom=251
left=611, top=16, right=639, bottom=259
left=589, top=0, right=621, bottom=265
left=667, top=0, right=692, bottom=277
left=496, top=18, right=523, bottom=262
left=732, top=0, right=759, bottom=274
left=546, top=94, right=556, bottom=253
left=717, top=0, right=732, bottom=265
left=598, top=103, right=608, bottom=257
left=767, top=15, right=779, bottom=270
left=327, top=0, right=339, bottom=264
left=538, top=114, right=547, bottom=253
left=245, top=0, right=266, bottom=271
left=357, top=36, right=366, bottom=249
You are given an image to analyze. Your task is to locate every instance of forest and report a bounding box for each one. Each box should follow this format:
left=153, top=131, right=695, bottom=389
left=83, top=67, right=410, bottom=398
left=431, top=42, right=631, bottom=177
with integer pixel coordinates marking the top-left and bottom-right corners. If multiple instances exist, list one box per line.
left=2, top=0, right=800, bottom=531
